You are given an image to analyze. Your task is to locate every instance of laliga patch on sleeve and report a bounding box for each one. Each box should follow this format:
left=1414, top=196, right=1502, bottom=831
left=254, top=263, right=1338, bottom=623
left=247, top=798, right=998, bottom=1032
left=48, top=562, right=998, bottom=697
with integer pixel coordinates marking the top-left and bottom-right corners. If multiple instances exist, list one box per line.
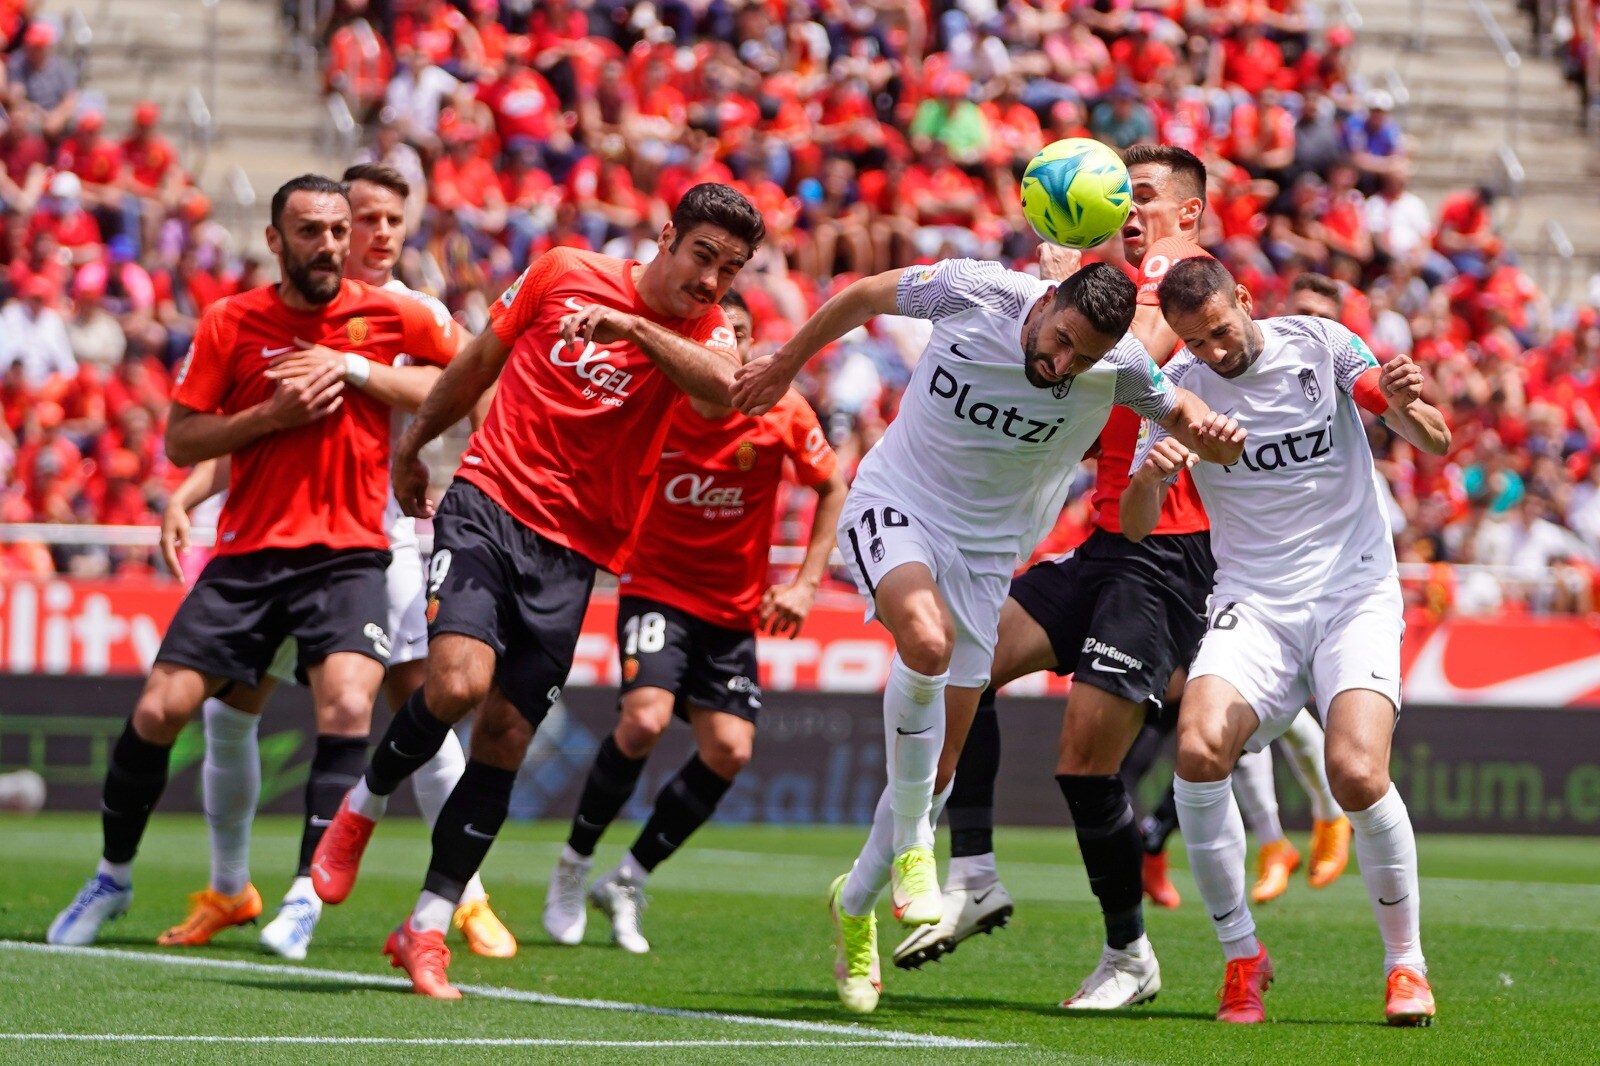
left=1350, top=333, right=1379, bottom=368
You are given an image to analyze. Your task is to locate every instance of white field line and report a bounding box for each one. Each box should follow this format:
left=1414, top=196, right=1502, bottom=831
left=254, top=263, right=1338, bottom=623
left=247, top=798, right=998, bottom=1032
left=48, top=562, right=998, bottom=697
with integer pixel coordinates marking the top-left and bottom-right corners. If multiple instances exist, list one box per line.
left=0, top=941, right=1015, bottom=1050
left=0, top=1036, right=944, bottom=1048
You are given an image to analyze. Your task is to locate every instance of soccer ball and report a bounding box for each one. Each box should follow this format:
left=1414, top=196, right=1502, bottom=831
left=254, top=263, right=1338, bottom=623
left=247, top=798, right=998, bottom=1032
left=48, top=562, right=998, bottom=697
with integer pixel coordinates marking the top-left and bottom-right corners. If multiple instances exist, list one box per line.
left=1020, top=138, right=1132, bottom=250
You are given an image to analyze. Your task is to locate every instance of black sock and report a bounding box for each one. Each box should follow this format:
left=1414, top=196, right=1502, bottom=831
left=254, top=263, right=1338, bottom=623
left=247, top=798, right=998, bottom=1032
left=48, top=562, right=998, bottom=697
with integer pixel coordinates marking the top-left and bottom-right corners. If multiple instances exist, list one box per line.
left=948, top=686, right=1000, bottom=857
left=1118, top=721, right=1166, bottom=798
left=1059, top=773, right=1145, bottom=950
left=101, top=720, right=173, bottom=864
left=1141, top=781, right=1181, bottom=856
left=566, top=733, right=647, bottom=857
left=422, top=759, right=517, bottom=902
left=365, top=689, right=452, bottom=796
left=297, top=735, right=368, bottom=877
left=629, top=755, right=734, bottom=872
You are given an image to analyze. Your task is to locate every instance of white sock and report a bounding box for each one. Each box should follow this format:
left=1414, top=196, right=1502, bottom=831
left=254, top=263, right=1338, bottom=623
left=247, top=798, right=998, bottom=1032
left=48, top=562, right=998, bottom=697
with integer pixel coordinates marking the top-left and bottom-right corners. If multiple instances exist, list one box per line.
left=97, top=859, right=132, bottom=887
left=946, top=853, right=997, bottom=891
left=884, top=655, right=947, bottom=855
left=411, top=890, right=456, bottom=934
left=561, top=844, right=593, bottom=868
left=203, top=699, right=261, bottom=897
left=618, top=852, right=649, bottom=885
left=1175, top=775, right=1257, bottom=954
left=841, top=788, right=895, bottom=915
left=409, top=728, right=485, bottom=903
left=1232, top=748, right=1284, bottom=844
left=284, top=875, right=319, bottom=909
left=1280, top=711, right=1343, bottom=822
left=347, top=776, right=387, bottom=821
left=1345, top=784, right=1425, bottom=975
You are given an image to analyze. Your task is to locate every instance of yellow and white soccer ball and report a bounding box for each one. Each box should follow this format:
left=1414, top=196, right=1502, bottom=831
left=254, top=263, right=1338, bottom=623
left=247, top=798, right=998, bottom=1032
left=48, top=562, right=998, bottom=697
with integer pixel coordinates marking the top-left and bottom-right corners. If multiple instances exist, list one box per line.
left=1020, top=138, right=1132, bottom=250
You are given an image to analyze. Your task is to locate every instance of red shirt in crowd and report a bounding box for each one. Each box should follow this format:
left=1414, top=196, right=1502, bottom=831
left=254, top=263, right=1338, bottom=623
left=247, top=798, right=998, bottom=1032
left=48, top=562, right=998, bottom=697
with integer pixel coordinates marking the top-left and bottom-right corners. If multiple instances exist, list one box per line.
left=121, top=132, right=179, bottom=192
left=478, top=66, right=563, bottom=143
left=620, top=390, right=837, bottom=629
left=1092, top=235, right=1212, bottom=537
left=173, top=280, right=457, bottom=556
left=462, top=247, right=737, bottom=571
left=57, top=135, right=123, bottom=187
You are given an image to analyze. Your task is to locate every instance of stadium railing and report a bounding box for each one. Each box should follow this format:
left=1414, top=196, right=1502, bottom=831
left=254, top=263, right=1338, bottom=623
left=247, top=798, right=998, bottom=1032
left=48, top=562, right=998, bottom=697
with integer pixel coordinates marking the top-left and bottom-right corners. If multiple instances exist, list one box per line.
left=0, top=526, right=1580, bottom=616
left=1468, top=0, right=1524, bottom=150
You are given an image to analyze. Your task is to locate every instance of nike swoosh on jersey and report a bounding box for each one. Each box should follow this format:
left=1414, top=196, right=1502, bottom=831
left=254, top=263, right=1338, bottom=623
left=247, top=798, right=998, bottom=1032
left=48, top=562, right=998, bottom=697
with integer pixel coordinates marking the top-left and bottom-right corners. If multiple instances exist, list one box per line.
left=1091, top=657, right=1130, bottom=674
left=260, top=345, right=295, bottom=359
left=949, top=343, right=974, bottom=360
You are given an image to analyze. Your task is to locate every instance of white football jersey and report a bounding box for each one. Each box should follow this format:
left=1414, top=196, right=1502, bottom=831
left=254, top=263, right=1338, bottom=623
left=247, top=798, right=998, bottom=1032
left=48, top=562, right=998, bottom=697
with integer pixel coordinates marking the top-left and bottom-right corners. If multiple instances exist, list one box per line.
left=1134, top=315, right=1393, bottom=600
left=380, top=277, right=455, bottom=550
left=851, top=259, right=1178, bottom=559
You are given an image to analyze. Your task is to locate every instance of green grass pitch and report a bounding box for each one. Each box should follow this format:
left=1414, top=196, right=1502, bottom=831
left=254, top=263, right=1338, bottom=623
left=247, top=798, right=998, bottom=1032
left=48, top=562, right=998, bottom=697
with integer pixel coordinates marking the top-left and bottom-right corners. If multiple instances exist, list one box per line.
left=0, top=813, right=1596, bottom=1064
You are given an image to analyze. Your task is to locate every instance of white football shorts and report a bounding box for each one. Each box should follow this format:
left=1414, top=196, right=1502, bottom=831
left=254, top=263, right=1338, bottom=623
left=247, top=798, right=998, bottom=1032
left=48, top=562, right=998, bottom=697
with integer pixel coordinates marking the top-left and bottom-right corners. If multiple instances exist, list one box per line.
left=838, top=490, right=1012, bottom=689
left=1188, top=574, right=1404, bottom=752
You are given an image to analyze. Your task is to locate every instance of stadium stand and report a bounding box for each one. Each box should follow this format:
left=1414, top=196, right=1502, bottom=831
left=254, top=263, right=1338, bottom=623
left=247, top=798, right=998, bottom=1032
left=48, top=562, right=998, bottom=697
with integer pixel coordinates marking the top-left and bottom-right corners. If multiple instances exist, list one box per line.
left=3, top=0, right=1600, bottom=618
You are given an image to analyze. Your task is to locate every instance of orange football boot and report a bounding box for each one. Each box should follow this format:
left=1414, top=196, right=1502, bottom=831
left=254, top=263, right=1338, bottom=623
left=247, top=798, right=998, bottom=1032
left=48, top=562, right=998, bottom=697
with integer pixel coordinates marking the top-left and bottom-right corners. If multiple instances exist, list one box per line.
left=309, top=798, right=375, bottom=904
left=384, top=919, right=462, bottom=1000
left=1216, top=944, right=1274, bottom=1024
left=1308, top=817, right=1352, bottom=887
left=454, top=897, right=517, bottom=958
left=157, top=884, right=263, bottom=946
left=1385, top=966, right=1436, bottom=1027
left=1249, top=839, right=1301, bottom=904
left=1142, top=852, right=1182, bottom=909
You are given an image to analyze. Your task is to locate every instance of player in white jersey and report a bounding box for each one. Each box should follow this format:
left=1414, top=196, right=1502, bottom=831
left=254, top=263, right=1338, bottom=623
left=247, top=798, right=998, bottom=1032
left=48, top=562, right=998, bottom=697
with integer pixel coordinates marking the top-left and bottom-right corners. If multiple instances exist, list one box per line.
left=155, top=166, right=515, bottom=961
left=1125, top=256, right=1449, bottom=1027
left=734, top=259, right=1246, bottom=1013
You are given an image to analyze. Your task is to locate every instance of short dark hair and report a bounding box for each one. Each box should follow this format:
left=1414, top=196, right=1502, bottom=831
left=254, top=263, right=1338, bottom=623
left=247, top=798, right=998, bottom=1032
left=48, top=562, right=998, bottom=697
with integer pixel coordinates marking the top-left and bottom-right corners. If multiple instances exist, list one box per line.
left=341, top=163, right=410, bottom=202
left=1157, top=256, right=1239, bottom=318
left=1121, top=144, right=1207, bottom=206
left=670, top=183, right=766, bottom=252
left=1290, top=271, right=1342, bottom=308
left=1052, top=262, right=1137, bottom=339
left=271, top=174, right=347, bottom=232
left=719, top=288, right=750, bottom=317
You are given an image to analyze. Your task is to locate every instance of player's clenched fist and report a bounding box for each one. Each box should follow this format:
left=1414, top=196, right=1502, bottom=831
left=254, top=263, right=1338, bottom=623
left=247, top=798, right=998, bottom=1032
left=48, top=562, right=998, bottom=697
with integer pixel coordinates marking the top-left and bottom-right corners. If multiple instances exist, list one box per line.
left=1133, top=437, right=1199, bottom=484
left=1379, top=353, right=1425, bottom=408
left=263, top=360, right=345, bottom=429
left=1186, top=410, right=1246, bottom=465
left=731, top=353, right=791, bottom=416
left=391, top=446, right=434, bottom=520
left=560, top=303, right=638, bottom=347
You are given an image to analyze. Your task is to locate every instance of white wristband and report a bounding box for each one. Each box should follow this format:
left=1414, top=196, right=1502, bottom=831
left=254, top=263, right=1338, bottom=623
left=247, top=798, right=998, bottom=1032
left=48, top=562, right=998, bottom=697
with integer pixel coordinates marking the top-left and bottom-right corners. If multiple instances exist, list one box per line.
left=344, top=353, right=371, bottom=387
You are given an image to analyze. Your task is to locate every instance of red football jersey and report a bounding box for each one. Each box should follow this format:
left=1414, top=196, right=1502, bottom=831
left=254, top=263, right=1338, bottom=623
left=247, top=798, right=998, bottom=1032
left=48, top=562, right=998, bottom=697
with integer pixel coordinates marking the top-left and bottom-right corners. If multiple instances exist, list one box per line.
left=461, top=247, right=737, bottom=571
left=173, top=279, right=457, bottom=556
left=619, top=390, right=837, bottom=630
left=1095, top=235, right=1210, bottom=536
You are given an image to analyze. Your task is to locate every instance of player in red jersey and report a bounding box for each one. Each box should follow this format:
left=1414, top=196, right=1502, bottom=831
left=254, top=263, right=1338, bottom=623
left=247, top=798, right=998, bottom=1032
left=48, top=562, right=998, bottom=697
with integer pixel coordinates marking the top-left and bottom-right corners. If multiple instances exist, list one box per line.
left=894, top=147, right=1223, bottom=1009
left=48, top=174, right=457, bottom=948
left=542, top=291, right=846, bottom=954
left=309, top=183, right=765, bottom=999
left=154, top=165, right=517, bottom=961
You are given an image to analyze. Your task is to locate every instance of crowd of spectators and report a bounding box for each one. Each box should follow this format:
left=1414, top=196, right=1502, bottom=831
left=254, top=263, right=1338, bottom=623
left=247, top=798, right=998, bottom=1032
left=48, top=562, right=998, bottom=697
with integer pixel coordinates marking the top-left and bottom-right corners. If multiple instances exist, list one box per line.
left=4, top=1, right=1600, bottom=618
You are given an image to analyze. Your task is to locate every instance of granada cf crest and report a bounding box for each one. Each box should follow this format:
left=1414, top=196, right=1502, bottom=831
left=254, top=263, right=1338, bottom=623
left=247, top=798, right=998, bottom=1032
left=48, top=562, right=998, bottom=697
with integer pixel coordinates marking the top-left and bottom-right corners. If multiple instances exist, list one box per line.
left=1298, top=367, right=1321, bottom=403
left=346, top=316, right=369, bottom=345
left=1052, top=377, right=1074, bottom=400
left=735, top=441, right=757, bottom=471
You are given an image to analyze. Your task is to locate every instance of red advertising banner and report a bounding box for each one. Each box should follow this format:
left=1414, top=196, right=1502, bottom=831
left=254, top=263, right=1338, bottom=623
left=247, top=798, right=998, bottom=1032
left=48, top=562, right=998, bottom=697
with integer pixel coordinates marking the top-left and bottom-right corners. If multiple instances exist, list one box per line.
left=4, top=578, right=1600, bottom=708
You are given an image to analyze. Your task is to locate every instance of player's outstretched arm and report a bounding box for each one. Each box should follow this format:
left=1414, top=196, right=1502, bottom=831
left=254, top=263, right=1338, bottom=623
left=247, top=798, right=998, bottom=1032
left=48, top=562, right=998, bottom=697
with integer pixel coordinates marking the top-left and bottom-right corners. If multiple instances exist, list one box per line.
left=760, top=466, right=848, bottom=638
left=393, top=328, right=513, bottom=518
left=165, top=359, right=347, bottom=468
left=1156, top=388, right=1246, bottom=466
left=732, top=269, right=905, bottom=415
left=266, top=339, right=446, bottom=414
left=1375, top=353, right=1451, bottom=455
left=159, top=457, right=231, bottom=576
left=1121, top=437, right=1195, bottom=543
left=558, top=303, right=739, bottom=406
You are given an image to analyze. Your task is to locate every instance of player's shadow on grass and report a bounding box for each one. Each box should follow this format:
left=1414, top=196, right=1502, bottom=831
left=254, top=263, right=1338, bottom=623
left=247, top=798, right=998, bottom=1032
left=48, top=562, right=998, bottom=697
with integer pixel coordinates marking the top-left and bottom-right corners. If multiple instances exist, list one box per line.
left=202, top=975, right=378, bottom=996
left=747, top=986, right=1217, bottom=1024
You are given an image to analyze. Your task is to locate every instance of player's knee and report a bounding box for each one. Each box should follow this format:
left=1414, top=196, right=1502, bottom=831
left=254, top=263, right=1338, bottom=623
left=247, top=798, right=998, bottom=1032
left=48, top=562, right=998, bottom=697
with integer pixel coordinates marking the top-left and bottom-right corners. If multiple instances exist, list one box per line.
left=468, top=711, right=534, bottom=770
left=699, top=735, right=750, bottom=779
left=423, top=667, right=490, bottom=719
left=899, top=618, right=954, bottom=676
left=315, top=688, right=373, bottom=736
left=614, top=715, right=667, bottom=760
left=1326, top=751, right=1389, bottom=812
left=130, top=696, right=193, bottom=746
left=1174, top=728, right=1233, bottom=782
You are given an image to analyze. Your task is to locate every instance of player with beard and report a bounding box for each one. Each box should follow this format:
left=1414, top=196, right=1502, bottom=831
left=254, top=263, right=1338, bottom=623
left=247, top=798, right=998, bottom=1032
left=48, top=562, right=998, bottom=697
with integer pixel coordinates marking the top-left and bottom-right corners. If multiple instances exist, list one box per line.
left=49, top=174, right=458, bottom=947
left=154, top=165, right=516, bottom=961
left=892, top=147, right=1220, bottom=1010
left=1131, top=256, right=1447, bottom=1025
left=733, top=259, right=1245, bottom=1013
left=307, top=184, right=764, bottom=999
